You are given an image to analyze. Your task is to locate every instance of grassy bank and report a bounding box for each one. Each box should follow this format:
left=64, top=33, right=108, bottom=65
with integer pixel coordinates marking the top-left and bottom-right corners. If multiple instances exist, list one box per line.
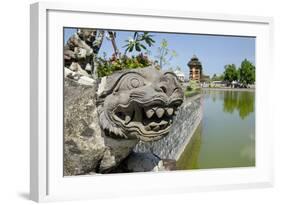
left=185, top=90, right=201, bottom=97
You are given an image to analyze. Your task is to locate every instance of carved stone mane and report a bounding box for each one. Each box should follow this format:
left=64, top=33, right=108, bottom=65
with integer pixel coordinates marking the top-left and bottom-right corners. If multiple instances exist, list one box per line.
left=96, top=66, right=184, bottom=142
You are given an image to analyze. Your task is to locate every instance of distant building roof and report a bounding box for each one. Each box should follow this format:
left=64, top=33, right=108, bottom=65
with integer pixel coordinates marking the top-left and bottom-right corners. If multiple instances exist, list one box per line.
left=173, top=70, right=185, bottom=82
left=187, top=54, right=202, bottom=68
left=173, top=70, right=185, bottom=77
left=201, top=74, right=210, bottom=82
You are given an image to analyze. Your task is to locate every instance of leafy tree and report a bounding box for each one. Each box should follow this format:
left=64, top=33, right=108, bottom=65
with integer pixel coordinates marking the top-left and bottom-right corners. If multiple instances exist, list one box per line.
left=155, top=39, right=177, bottom=69
left=96, top=53, right=152, bottom=77
left=223, top=64, right=238, bottom=84
left=97, top=31, right=154, bottom=77
left=212, top=73, right=224, bottom=81
left=123, top=32, right=155, bottom=54
left=238, top=59, right=255, bottom=85
left=212, top=74, right=217, bottom=81
left=186, top=80, right=200, bottom=91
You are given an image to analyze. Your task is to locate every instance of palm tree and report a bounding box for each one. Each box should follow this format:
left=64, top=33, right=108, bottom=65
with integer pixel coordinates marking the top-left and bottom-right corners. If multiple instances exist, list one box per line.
left=123, top=32, right=155, bottom=54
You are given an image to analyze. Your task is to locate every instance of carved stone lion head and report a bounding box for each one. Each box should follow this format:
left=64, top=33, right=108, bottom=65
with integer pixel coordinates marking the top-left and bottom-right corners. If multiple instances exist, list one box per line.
left=96, top=67, right=184, bottom=142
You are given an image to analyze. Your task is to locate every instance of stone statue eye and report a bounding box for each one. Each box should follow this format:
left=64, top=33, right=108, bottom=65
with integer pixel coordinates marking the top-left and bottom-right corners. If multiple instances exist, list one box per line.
left=127, top=76, right=145, bottom=89
left=130, top=78, right=141, bottom=88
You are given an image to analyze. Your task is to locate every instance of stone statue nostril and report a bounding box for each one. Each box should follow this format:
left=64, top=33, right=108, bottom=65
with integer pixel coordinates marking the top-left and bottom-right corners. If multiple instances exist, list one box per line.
left=155, top=85, right=168, bottom=94
left=160, top=86, right=167, bottom=94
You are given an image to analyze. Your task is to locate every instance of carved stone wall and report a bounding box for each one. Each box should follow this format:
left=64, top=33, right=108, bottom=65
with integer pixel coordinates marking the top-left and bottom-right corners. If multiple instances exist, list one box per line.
left=64, top=78, right=138, bottom=175
left=64, top=66, right=187, bottom=175
left=134, top=95, right=202, bottom=160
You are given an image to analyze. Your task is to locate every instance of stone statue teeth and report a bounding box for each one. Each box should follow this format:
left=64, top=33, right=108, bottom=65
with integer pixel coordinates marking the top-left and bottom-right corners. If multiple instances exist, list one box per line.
left=156, top=108, right=165, bottom=118
left=125, top=115, right=131, bottom=124
left=145, top=108, right=154, bottom=118
left=96, top=66, right=184, bottom=142
left=166, top=108, right=174, bottom=116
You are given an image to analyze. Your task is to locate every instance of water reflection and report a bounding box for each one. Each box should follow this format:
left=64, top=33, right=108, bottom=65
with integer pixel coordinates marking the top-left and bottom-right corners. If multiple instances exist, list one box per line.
left=177, top=90, right=255, bottom=170
left=223, top=91, right=254, bottom=119
left=204, top=90, right=255, bottom=119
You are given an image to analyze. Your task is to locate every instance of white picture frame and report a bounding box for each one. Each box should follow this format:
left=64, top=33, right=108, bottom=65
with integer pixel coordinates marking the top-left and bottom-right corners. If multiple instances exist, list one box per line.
left=30, top=2, right=274, bottom=202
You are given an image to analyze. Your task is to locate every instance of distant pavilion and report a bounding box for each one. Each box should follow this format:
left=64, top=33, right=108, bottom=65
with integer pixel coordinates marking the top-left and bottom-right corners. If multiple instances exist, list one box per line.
left=188, top=55, right=209, bottom=82
left=188, top=55, right=202, bottom=81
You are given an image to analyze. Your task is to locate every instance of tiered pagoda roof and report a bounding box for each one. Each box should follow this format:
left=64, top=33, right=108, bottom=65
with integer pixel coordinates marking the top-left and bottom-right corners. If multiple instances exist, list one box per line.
left=187, top=55, right=202, bottom=69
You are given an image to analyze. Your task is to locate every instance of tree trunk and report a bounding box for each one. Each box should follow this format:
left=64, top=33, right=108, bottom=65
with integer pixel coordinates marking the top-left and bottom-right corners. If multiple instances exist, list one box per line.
left=108, top=31, right=120, bottom=58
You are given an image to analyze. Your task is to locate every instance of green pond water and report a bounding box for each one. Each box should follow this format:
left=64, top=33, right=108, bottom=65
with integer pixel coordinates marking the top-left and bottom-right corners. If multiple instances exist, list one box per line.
left=177, top=89, right=255, bottom=170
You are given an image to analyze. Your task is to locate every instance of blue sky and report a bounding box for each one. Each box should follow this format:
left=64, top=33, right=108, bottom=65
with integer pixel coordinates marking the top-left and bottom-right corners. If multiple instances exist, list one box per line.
left=64, top=28, right=255, bottom=78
